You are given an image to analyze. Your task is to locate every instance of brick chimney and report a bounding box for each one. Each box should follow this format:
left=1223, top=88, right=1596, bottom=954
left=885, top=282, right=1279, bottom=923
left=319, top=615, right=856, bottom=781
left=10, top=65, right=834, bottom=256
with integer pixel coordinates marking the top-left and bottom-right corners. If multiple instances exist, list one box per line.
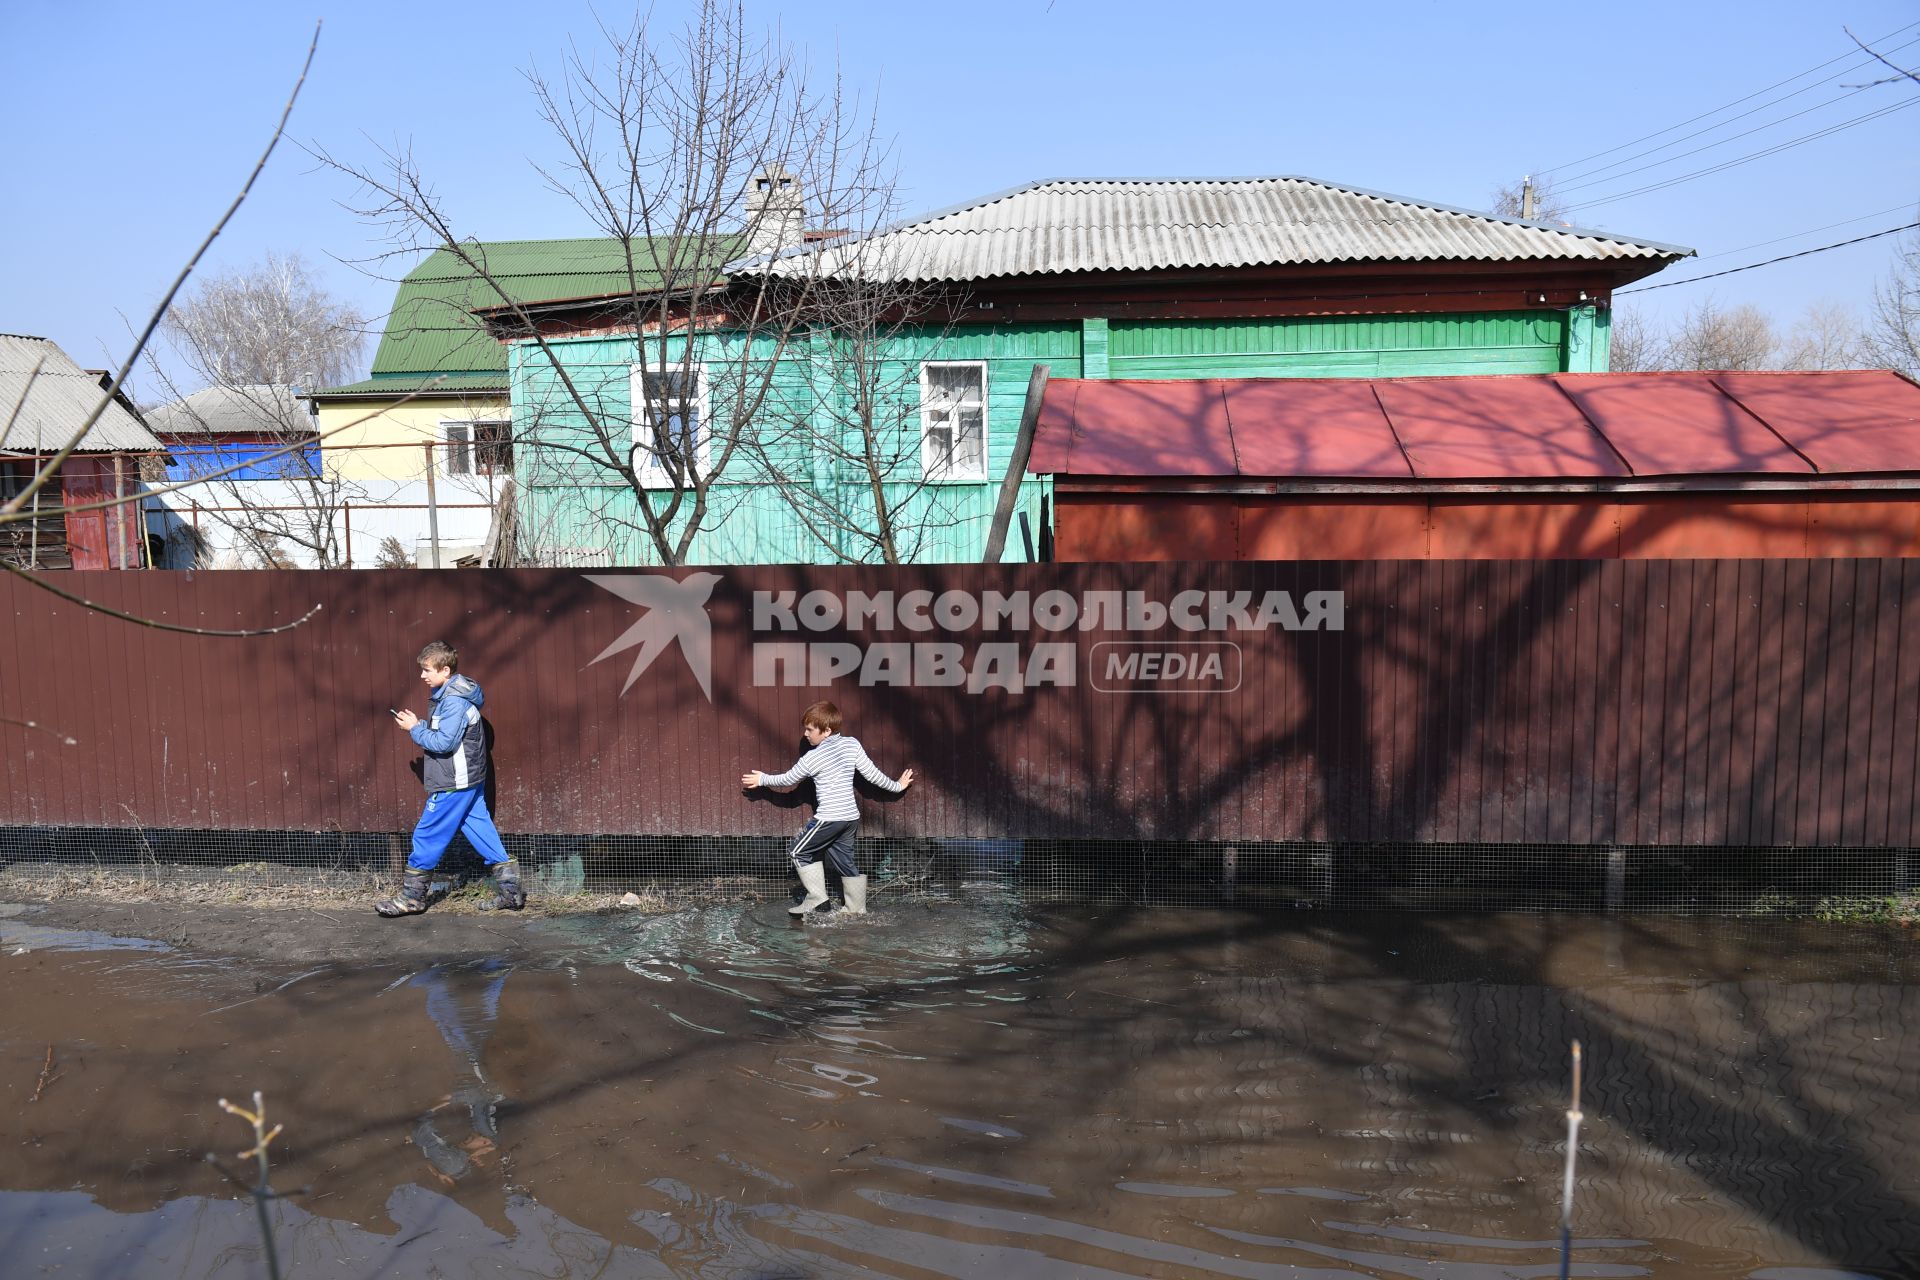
left=743, top=162, right=805, bottom=257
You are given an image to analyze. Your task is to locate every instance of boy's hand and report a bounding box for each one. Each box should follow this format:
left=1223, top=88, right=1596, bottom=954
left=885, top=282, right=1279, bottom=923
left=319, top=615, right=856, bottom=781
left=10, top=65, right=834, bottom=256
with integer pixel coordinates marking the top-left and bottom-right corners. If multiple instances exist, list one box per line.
left=740, top=771, right=762, bottom=789
left=394, top=709, right=420, bottom=731
left=899, top=768, right=914, bottom=789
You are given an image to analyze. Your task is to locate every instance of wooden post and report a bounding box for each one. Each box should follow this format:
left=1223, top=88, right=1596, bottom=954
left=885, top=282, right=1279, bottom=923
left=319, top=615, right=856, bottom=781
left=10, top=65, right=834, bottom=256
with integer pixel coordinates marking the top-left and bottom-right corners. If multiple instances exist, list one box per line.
left=423, top=442, right=441, bottom=569
left=112, top=456, right=127, bottom=569
left=982, top=363, right=1048, bottom=564
left=342, top=502, right=353, bottom=569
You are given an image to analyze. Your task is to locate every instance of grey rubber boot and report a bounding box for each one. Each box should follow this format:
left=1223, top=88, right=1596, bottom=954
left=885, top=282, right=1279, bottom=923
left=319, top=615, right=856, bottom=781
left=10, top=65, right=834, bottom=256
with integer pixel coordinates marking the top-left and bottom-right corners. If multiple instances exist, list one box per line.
left=841, top=874, right=868, bottom=915
left=790, top=861, right=828, bottom=914
left=375, top=868, right=429, bottom=917
left=478, top=858, right=526, bottom=912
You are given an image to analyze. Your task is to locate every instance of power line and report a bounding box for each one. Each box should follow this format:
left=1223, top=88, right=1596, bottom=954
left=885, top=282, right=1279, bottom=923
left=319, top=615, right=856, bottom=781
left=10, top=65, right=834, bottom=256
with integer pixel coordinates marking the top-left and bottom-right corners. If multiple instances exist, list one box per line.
left=1564, top=95, right=1920, bottom=213
left=1552, top=34, right=1920, bottom=188
left=1691, top=203, right=1916, bottom=262
left=1555, top=53, right=1920, bottom=195
left=1615, top=221, right=1919, bottom=294
left=1537, top=19, right=1920, bottom=177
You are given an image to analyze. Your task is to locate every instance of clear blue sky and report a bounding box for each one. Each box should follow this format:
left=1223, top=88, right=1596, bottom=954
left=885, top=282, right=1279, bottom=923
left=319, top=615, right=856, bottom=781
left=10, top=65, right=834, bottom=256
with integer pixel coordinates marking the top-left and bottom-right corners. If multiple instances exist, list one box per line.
left=3, top=0, right=1916, bottom=392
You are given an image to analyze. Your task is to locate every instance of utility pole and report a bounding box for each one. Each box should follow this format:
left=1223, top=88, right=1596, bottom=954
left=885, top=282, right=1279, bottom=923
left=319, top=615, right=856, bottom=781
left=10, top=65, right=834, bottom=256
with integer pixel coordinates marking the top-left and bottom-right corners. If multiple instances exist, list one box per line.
left=422, top=442, right=441, bottom=569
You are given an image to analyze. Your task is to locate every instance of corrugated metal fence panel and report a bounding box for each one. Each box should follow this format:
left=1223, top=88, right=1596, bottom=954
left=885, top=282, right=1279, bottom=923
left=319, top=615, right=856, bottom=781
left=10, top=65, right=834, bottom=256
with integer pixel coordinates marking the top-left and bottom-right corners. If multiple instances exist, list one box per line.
left=3, top=562, right=1916, bottom=845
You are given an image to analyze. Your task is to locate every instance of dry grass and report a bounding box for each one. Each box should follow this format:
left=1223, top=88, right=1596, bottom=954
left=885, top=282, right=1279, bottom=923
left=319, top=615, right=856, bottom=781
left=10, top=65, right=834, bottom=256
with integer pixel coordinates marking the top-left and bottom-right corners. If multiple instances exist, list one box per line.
left=0, top=863, right=735, bottom=916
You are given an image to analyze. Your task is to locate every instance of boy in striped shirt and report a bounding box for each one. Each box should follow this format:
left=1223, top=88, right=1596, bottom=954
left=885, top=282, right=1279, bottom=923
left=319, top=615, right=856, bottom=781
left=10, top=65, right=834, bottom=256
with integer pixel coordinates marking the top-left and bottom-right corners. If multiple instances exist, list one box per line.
left=741, top=700, right=914, bottom=915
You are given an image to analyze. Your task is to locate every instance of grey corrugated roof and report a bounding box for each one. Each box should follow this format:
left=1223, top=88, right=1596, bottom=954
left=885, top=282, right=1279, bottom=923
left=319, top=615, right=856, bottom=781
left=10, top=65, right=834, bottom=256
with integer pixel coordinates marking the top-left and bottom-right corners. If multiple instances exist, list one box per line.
left=0, top=334, right=162, bottom=453
left=145, top=384, right=310, bottom=437
left=732, top=176, right=1693, bottom=281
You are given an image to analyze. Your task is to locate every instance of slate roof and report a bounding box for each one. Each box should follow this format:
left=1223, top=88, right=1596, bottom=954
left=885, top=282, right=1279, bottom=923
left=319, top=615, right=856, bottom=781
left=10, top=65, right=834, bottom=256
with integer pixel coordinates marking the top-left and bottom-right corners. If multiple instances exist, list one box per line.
left=144, top=384, right=309, bottom=436
left=0, top=334, right=162, bottom=453
left=734, top=176, right=1692, bottom=281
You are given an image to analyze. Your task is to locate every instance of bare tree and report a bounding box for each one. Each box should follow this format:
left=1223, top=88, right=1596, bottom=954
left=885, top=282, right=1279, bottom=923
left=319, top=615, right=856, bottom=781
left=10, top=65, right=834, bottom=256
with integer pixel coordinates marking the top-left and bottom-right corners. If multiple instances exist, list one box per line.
left=1490, top=175, right=1569, bottom=225
left=137, top=253, right=371, bottom=568
left=321, top=0, right=899, bottom=568
left=162, top=252, right=366, bottom=388
left=1779, top=300, right=1869, bottom=371
left=1606, top=305, right=1667, bottom=372
left=738, top=244, right=982, bottom=564
left=1665, top=299, right=1778, bottom=371
left=1863, top=223, right=1920, bottom=378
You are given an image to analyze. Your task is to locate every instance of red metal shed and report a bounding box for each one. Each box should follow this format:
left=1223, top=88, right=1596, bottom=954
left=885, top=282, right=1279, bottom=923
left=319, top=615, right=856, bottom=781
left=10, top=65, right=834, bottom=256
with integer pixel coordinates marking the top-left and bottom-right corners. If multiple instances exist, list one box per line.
left=1029, top=370, right=1920, bottom=560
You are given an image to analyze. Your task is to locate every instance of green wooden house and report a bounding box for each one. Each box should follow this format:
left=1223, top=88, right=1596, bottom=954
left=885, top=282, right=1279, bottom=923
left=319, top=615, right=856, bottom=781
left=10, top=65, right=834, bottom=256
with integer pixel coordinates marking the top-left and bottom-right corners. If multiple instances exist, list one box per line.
left=486, top=176, right=1691, bottom=566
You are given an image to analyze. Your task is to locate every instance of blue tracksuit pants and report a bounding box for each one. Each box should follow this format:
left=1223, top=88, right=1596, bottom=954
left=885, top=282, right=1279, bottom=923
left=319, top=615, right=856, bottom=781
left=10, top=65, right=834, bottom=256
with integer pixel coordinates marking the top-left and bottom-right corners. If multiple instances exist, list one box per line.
left=409, top=787, right=510, bottom=872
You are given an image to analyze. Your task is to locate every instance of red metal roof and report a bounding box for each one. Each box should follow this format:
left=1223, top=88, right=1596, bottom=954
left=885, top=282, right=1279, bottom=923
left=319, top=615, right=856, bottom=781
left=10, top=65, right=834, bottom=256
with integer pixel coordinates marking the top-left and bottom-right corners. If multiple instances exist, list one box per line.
left=1554, top=373, right=1811, bottom=476
left=1029, top=370, right=1920, bottom=482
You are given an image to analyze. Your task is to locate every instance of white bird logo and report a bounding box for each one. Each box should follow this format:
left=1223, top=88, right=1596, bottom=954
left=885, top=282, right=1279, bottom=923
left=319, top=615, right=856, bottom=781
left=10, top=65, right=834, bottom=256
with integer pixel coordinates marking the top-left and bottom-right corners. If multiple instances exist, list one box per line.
left=583, top=572, right=722, bottom=700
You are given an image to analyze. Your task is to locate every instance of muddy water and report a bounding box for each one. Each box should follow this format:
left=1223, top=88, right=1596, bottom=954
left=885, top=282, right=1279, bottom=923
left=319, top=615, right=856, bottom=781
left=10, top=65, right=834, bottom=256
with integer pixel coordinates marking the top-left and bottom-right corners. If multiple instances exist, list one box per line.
left=3, top=900, right=1918, bottom=1278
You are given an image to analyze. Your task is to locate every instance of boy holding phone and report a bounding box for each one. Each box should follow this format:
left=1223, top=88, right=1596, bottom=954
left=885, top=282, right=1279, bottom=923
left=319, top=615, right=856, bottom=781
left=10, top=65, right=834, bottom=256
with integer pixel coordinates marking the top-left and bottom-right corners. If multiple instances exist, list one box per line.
left=377, top=641, right=524, bottom=917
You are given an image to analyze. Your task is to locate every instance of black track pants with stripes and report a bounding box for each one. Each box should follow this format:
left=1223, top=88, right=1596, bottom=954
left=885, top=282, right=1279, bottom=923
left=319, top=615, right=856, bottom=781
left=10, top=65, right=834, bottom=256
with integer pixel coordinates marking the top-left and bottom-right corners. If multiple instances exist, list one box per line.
left=788, top=818, right=860, bottom=878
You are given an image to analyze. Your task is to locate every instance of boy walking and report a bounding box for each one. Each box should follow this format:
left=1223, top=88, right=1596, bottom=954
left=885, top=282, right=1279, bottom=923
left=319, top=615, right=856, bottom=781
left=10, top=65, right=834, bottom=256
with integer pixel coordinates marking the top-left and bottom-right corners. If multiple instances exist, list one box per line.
left=378, top=641, right=525, bottom=918
left=741, top=700, right=913, bottom=915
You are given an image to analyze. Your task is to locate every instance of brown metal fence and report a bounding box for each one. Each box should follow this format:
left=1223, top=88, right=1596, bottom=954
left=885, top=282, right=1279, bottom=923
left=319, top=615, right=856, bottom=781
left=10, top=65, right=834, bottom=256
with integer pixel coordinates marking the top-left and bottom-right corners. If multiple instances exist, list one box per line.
left=4, top=559, right=1918, bottom=842
left=2, top=562, right=1916, bottom=907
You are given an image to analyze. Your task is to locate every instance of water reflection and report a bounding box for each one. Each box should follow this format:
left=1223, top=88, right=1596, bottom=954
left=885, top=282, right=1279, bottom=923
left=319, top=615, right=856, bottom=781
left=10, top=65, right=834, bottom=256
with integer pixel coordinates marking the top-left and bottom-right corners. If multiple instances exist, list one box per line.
left=405, top=958, right=510, bottom=1184
left=4, top=903, right=1920, bottom=1277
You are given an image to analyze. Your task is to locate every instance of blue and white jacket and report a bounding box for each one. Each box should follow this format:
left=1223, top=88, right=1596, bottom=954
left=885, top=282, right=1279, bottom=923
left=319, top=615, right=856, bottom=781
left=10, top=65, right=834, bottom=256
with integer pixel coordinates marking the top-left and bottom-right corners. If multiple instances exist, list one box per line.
left=412, top=673, right=489, bottom=793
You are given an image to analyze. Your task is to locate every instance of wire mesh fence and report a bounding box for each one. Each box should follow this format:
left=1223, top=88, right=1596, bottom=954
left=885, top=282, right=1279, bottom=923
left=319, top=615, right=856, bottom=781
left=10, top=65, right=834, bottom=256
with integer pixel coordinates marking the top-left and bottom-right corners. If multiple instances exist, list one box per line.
left=3, top=824, right=1917, bottom=916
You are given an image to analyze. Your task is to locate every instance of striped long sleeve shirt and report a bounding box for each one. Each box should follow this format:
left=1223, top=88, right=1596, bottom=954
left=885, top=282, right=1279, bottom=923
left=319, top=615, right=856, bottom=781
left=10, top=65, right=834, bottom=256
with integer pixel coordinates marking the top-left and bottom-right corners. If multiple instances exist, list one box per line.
left=759, top=735, right=904, bottom=822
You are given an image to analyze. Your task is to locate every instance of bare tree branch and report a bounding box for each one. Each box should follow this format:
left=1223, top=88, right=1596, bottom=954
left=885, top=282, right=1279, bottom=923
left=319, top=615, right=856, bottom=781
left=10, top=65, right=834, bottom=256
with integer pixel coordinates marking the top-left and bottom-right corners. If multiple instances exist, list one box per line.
left=0, top=23, right=322, bottom=522
left=0, top=559, right=322, bottom=637
left=1846, top=26, right=1920, bottom=87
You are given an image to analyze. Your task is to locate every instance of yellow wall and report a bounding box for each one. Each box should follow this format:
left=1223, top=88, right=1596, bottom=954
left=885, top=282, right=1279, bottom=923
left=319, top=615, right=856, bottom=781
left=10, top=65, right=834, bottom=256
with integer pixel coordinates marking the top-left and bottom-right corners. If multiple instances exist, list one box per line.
left=316, top=396, right=510, bottom=483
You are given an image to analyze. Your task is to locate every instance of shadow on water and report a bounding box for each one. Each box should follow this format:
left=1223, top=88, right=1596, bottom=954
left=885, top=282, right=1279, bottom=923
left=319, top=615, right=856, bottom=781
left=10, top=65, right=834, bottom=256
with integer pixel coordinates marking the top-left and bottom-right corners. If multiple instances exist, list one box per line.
left=2, top=896, right=1918, bottom=1278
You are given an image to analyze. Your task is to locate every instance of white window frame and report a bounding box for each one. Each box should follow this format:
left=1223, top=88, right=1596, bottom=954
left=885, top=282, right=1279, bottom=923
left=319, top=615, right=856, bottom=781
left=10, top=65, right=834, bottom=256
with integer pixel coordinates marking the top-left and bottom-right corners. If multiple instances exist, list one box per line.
left=628, top=364, right=710, bottom=489
left=441, top=419, right=511, bottom=477
left=919, top=360, right=988, bottom=482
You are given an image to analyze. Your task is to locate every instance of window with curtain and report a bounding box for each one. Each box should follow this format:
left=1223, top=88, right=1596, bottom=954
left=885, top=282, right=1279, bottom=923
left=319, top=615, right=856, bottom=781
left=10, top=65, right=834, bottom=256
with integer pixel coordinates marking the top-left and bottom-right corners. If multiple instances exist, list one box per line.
left=920, top=361, right=987, bottom=480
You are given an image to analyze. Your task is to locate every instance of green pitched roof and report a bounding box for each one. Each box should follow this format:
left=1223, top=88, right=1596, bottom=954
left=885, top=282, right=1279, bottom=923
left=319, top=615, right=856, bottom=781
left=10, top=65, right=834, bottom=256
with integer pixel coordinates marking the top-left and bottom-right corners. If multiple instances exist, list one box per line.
left=314, top=236, right=738, bottom=399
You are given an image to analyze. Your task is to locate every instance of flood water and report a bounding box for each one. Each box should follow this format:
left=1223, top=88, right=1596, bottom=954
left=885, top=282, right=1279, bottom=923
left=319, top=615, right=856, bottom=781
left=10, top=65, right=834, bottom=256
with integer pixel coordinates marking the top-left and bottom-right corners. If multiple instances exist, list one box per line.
left=3, top=898, right=1918, bottom=1278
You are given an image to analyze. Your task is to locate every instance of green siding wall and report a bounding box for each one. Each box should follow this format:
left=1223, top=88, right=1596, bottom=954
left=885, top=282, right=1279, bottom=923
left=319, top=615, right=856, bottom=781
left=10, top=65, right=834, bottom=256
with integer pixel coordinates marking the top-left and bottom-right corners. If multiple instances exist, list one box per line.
left=512, top=308, right=1594, bottom=566
left=512, top=324, right=1071, bottom=566
left=1107, top=312, right=1570, bottom=379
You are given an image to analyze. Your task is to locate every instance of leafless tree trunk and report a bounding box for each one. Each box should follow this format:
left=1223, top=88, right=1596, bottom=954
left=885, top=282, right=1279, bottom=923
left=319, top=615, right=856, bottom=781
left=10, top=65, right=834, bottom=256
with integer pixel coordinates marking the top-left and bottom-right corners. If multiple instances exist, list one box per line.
left=319, top=0, right=898, bottom=568
left=1864, top=223, right=1920, bottom=378
left=741, top=252, right=978, bottom=564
